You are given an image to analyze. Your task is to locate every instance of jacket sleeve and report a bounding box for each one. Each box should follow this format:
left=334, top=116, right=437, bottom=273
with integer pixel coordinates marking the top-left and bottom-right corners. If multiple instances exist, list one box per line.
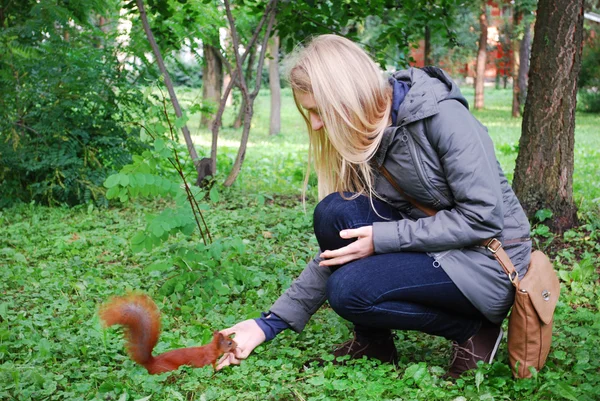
left=372, top=100, right=504, bottom=253
left=269, top=256, right=330, bottom=333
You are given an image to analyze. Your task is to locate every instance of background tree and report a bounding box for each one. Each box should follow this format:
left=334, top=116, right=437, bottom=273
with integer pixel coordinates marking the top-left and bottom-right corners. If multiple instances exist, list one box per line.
left=268, top=32, right=281, bottom=136
left=511, top=0, right=535, bottom=117
left=513, top=0, right=585, bottom=232
left=474, top=1, right=488, bottom=110
left=0, top=0, right=146, bottom=206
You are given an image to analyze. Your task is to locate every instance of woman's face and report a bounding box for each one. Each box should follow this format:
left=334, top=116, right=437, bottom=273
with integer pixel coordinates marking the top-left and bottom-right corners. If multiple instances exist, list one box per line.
left=296, top=91, right=324, bottom=131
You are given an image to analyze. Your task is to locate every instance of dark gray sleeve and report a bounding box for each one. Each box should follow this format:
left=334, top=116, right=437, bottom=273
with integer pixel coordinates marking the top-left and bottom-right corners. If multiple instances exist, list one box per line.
left=269, top=256, right=331, bottom=333
left=372, top=100, right=504, bottom=253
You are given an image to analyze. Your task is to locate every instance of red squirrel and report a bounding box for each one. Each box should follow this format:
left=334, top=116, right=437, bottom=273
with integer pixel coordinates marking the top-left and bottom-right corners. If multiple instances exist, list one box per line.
left=99, top=293, right=237, bottom=374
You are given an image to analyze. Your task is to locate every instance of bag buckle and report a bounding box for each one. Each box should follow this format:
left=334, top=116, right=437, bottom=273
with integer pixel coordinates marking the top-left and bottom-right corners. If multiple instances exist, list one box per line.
left=485, top=238, right=503, bottom=254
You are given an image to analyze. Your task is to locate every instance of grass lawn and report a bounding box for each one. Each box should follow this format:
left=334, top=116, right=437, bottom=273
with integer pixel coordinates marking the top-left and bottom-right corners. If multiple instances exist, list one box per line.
left=1, top=86, right=599, bottom=400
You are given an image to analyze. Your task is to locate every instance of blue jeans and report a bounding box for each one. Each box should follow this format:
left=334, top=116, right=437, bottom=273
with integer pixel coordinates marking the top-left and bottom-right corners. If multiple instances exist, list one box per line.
left=314, top=192, right=490, bottom=344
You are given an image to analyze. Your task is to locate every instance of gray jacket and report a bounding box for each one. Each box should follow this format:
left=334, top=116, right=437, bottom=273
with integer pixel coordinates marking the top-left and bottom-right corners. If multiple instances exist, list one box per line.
left=271, top=67, right=531, bottom=331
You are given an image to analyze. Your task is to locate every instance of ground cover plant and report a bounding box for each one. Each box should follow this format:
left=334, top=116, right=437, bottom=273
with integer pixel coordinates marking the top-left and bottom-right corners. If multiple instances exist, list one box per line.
left=1, top=87, right=599, bottom=400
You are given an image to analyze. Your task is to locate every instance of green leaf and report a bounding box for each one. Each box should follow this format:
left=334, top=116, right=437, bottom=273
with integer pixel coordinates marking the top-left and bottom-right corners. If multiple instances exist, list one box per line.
left=155, top=138, right=166, bottom=152
left=175, top=115, right=189, bottom=129
left=535, top=209, right=553, bottom=222
left=130, top=231, right=146, bottom=245
left=209, top=186, right=220, bottom=203
left=104, top=174, right=121, bottom=188
left=475, top=370, right=484, bottom=391
left=119, top=174, right=130, bottom=187
left=555, top=382, right=579, bottom=401
left=106, top=186, right=119, bottom=199
left=144, top=262, right=172, bottom=273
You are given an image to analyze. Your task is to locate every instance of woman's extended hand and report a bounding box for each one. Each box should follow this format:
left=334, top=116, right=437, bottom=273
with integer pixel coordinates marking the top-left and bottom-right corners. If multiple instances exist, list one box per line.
left=319, top=226, right=374, bottom=267
left=216, top=319, right=266, bottom=370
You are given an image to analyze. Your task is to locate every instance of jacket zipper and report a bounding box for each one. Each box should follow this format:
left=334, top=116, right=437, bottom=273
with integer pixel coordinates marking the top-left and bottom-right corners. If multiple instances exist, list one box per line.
left=404, top=128, right=452, bottom=207
left=405, top=129, right=444, bottom=207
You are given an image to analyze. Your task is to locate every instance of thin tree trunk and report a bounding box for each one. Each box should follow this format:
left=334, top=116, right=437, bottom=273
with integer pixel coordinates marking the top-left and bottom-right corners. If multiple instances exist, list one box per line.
left=233, top=46, right=256, bottom=129
left=209, top=0, right=277, bottom=180
left=511, top=10, right=522, bottom=118
left=268, top=33, right=280, bottom=136
left=518, top=22, right=532, bottom=110
left=201, top=44, right=223, bottom=129
left=135, top=0, right=202, bottom=178
left=223, top=0, right=277, bottom=187
left=474, top=3, right=488, bottom=110
left=424, top=25, right=432, bottom=66
left=513, top=0, right=584, bottom=233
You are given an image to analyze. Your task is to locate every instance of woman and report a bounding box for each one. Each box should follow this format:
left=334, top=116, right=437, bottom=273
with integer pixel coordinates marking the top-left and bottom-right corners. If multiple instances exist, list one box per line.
left=217, top=34, right=532, bottom=378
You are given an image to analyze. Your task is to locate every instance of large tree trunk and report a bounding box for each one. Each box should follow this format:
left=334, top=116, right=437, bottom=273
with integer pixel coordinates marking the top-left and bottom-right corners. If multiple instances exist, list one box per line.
left=268, top=33, right=280, bottom=136
left=513, top=0, right=584, bottom=233
left=474, top=3, right=488, bottom=110
left=511, top=11, right=522, bottom=118
left=201, top=44, right=223, bottom=129
left=135, top=0, right=202, bottom=179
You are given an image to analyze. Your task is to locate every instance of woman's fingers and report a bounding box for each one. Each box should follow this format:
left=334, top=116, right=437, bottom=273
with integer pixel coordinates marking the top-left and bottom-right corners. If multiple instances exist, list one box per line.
left=216, top=352, right=240, bottom=370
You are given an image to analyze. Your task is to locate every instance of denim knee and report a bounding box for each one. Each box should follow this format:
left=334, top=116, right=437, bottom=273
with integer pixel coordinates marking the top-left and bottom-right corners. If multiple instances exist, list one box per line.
left=313, top=192, right=365, bottom=251
left=326, top=267, right=369, bottom=321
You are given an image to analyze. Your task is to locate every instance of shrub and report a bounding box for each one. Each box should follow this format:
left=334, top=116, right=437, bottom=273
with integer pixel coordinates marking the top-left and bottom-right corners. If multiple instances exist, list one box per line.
left=0, top=8, right=147, bottom=207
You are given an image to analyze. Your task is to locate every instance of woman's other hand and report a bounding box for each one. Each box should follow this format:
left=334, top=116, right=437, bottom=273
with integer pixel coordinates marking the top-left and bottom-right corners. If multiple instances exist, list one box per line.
left=319, top=226, right=374, bottom=267
left=216, top=319, right=266, bottom=370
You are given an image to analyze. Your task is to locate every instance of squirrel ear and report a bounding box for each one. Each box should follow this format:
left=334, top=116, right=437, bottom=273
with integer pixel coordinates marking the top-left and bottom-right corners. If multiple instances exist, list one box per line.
left=214, top=330, right=223, bottom=339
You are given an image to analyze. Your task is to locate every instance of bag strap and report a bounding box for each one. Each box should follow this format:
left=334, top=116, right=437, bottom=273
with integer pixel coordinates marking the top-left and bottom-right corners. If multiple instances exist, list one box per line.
left=379, top=165, right=519, bottom=288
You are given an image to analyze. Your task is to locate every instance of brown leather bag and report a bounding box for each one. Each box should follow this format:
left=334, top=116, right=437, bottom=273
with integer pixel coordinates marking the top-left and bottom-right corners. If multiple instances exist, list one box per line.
left=380, top=166, right=561, bottom=378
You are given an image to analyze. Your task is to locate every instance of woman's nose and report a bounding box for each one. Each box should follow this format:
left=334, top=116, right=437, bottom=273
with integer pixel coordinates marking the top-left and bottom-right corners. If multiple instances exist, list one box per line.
left=310, top=111, right=324, bottom=131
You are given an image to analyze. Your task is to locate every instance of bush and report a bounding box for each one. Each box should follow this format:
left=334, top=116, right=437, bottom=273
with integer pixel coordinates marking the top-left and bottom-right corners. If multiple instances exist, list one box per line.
left=0, top=25, right=147, bottom=207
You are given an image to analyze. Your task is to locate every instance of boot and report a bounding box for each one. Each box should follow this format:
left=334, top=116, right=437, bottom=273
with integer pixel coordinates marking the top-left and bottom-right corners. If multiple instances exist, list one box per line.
left=446, top=325, right=503, bottom=378
left=333, top=330, right=399, bottom=364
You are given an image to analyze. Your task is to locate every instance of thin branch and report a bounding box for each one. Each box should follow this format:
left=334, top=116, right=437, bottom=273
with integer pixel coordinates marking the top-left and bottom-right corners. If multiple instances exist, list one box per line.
left=251, top=6, right=277, bottom=99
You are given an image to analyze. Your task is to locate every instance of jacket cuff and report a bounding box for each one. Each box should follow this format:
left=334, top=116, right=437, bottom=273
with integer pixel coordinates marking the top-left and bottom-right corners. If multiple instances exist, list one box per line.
left=373, top=221, right=402, bottom=254
left=269, top=294, right=313, bottom=333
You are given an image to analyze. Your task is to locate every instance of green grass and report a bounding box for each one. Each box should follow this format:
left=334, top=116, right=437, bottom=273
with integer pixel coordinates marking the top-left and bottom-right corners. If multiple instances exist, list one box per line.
left=1, top=86, right=599, bottom=400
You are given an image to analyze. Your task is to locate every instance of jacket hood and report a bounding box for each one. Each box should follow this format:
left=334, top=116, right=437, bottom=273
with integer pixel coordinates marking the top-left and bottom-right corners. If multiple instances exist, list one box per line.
left=391, top=67, right=469, bottom=127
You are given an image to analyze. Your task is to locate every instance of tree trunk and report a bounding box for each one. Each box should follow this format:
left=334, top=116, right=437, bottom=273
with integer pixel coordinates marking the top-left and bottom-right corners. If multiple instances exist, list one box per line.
left=268, top=33, right=280, bottom=136
left=135, top=0, right=202, bottom=178
left=513, top=0, right=584, bottom=233
left=424, top=25, right=432, bottom=66
left=511, top=10, right=522, bottom=118
left=518, top=22, right=532, bottom=110
left=233, top=46, right=256, bottom=129
left=223, top=0, right=277, bottom=186
left=474, top=3, right=488, bottom=110
left=201, top=44, right=223, bottom=129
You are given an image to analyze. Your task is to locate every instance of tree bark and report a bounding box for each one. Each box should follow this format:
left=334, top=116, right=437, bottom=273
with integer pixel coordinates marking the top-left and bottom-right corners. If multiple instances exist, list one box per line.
left=268, top=33, right=280, bottom=136
left=424, top=25, right=432, bottom=66
left=511, top=10, right=522, bottom=118
left=513, top=0, right=584, bottom=233
left=135, top=0, right=202, bottom=178
left=474, top=3, right=488, bottom=110
left=201, top=43, right=223, bottom=129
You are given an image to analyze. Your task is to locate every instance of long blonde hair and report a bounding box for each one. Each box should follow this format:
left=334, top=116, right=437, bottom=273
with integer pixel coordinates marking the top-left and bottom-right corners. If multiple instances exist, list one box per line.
left=287, top=34, right=392, bottom=201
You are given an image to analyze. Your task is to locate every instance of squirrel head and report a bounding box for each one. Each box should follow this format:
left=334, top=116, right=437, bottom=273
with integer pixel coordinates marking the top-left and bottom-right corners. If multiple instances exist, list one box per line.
left=213, top=331, right=237, bottom=353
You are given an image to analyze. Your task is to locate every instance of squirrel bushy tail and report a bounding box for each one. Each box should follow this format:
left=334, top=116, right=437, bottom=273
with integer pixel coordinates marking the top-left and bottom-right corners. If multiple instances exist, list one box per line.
left=99, top=293, right=236, bottom=374
left=99, top=294, right=161, bottom=367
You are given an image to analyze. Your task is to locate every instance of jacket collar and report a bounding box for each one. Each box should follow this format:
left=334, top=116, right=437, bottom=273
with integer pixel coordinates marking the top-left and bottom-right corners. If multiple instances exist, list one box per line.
left=371, top=67, right=469, bottom=168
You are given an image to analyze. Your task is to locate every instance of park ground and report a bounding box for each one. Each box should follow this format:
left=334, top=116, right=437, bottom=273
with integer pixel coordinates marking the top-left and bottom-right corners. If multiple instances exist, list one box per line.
left=1, top=87, right=599, bottom=400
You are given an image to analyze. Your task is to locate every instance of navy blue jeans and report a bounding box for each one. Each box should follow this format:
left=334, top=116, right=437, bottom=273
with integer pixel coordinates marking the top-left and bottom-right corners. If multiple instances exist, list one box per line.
left=315, top=192, right=489, bottom=344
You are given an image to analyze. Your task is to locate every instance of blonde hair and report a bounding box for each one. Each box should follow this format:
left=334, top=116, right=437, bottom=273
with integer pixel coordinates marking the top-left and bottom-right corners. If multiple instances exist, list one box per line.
left=287, top=34, right=392, bottom=201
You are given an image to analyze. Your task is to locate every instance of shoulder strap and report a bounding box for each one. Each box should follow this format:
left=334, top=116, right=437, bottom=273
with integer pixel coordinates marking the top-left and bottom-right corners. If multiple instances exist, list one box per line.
left=379, top=165, right=519, bottom=288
